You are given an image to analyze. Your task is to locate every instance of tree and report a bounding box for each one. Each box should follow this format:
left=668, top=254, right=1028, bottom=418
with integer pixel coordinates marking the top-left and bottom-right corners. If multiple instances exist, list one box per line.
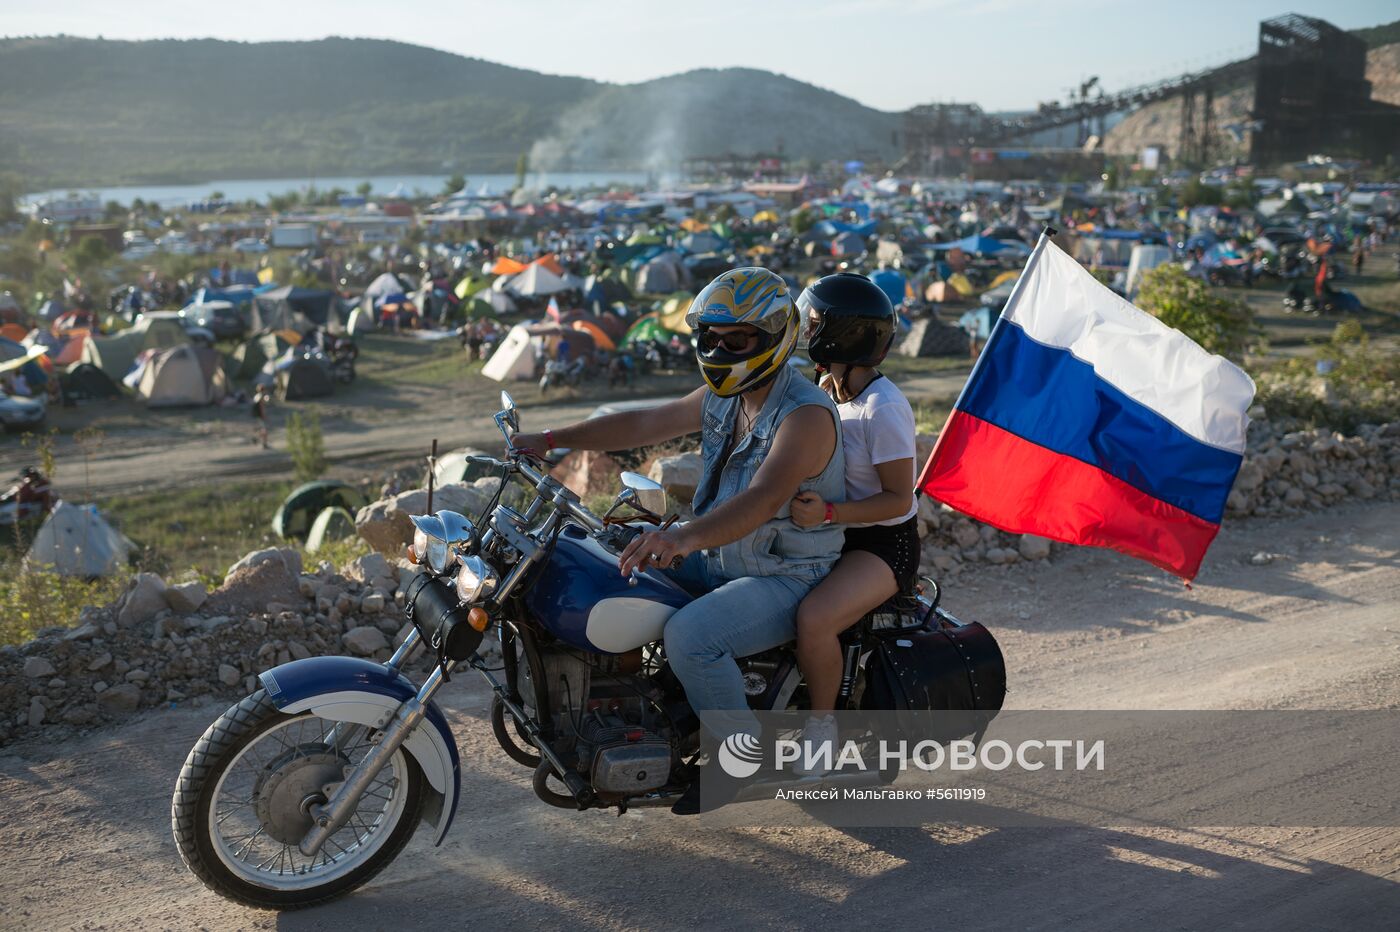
left=1180, top=177, right=1223, bottom=208
left=70, top=234, right=111, bottom=271
left=790, top=206, right=815, bottom=236
left=1136, top=264, right=1255, bottom=360
left=356, top=181, right=373, bottom=198
left=443, top=173, right=466, bottom=195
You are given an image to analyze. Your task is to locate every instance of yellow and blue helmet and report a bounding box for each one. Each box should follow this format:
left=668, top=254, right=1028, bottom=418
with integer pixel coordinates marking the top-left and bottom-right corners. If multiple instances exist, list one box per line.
left=685, top=268, right=798, bottom=397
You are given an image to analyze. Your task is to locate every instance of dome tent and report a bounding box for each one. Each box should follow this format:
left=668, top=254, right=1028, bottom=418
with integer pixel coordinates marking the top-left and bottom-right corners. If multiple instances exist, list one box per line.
left=26, top=501, right=134, bottom=577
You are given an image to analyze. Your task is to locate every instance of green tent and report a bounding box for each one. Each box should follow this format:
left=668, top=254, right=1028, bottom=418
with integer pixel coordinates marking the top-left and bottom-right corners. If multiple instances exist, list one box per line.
left=80, top=331, right=143, bottom=380
left=462, top=298, right=496, bottom=320
left=306, top=506, right=358, bottom=553
left=272, top=481, right=368, bottom=540
left=623, top=314, right=673, bottom=346
left=626, top=231, right=663, bottom=247
left=228, top=337, right=268, bottom=382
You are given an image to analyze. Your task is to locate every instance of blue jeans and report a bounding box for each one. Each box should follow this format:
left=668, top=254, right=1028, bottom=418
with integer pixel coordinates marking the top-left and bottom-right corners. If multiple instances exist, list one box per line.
left=663, top=552, right=818, bottom=741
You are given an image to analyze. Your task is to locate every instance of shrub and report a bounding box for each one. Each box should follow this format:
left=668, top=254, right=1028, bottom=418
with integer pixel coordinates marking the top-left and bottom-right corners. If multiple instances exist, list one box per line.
left=0, top=562, right=125, bottom=646
left=1253, top=322, right=1400, bottom=432
left=286, top=408, right=328, bottom=484
left=1136, top=264, right=1256, bottom=360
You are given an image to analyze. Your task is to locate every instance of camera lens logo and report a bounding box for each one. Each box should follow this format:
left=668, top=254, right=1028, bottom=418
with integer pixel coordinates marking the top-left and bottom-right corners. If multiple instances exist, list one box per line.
left=717, top=733, right=764, bottom=778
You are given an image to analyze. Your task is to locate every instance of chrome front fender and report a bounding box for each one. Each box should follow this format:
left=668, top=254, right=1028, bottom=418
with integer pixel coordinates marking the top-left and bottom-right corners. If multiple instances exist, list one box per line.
left=258, top=656, right=461, bottom=845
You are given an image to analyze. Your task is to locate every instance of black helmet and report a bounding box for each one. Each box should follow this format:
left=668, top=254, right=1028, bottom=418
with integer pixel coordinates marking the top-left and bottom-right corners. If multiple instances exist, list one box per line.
left=798, top=272, right=896, bottom=367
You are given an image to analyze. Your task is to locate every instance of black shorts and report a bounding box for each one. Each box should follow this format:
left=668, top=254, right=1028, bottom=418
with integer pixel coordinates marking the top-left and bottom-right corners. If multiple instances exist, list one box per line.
left=842, top=515, right=920, bottom=593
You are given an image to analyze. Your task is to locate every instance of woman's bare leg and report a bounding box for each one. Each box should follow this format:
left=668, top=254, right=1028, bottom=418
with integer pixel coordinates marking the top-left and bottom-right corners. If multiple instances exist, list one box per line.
left=796, top=551, right=898, bottom=713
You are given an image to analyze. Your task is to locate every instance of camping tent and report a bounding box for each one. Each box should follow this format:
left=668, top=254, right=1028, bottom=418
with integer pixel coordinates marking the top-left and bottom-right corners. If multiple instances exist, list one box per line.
left=129, top=314, right=190, bottom=349
left=1125, top=244, right=1174, bottom=299
left=345, top=306, right=375, bottom=336
left=136, top=344, right=228, bottom=406
left=506, top=264, right=579, bottom=297
left=931, top=234, right=1010, bottom=255
left=80, top=331, right=143, bottom=380
left=481, top=324, right=536, bottom=381
left=658, top=294, right=694, bottom=334
left=364, top=272, right=408, bottom=303
left=623, top=314, right=672, bottom=346
left=272, top=481, right=367, bottom=539
left=305, top=507, right=358, bottom=553
left=251, top=285, right=337, bottom=333
left=277, top=357, right=334, bottom=400
left=26, top=501, right=134, bottom=576
left=571, top=319, right=616, bottom=352
left=228, top=336, right=269, bottom=382
left=61, top=362, right=122, bottom=400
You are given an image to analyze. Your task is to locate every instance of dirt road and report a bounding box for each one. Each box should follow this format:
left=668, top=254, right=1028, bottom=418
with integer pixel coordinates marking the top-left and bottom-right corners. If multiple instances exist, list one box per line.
left=0, top=368, right=971, bottom=496
left=2, top=501, right=1397, bottom=930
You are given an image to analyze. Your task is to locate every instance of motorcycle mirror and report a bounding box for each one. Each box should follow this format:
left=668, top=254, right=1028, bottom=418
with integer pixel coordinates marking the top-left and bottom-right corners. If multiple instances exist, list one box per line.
left=499, top=391, right=519, bottom=432
left=619, top=471, right=667, bottom=514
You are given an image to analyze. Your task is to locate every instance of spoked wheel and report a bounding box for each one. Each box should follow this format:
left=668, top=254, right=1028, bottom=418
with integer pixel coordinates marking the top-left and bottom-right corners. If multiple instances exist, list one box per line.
left=172, top=690, right=425, bottom=910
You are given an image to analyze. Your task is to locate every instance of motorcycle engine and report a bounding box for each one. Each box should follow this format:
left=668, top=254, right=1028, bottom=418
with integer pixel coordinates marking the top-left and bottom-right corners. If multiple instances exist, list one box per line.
left=576, top=715, right=672, bottom=794
left=532, top=646, right=675, bottom=795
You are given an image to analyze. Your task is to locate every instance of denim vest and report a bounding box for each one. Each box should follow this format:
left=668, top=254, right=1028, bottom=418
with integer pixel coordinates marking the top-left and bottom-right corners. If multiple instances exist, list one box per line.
left=692, top=363, right=846, bottom=582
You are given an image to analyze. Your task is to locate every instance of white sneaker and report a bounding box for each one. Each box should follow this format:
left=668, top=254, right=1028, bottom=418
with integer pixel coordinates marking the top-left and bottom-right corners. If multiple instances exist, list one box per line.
left=791, top=714, right=838, bottom=777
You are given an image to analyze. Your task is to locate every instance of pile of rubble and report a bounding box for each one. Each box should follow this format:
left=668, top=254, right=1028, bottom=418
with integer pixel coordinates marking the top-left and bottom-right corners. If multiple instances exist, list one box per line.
left=1226, top=418, right=1400, bottom=517
left=0, top=547, right=488, bottom=747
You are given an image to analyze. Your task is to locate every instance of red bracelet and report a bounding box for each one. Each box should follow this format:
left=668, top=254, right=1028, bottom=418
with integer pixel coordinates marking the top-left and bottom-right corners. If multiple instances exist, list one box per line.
left=824, top=502, right=836, bottom=524
left=544, top=429, right=556, bottom=450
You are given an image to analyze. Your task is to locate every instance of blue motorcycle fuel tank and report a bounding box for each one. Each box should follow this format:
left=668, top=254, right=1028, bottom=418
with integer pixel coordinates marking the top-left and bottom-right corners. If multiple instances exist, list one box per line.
left=523, top=523, right=693, bottom=654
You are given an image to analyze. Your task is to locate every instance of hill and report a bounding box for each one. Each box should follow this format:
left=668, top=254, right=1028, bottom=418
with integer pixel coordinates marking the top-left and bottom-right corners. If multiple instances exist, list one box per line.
left=0, top=37, right=896, bottom=188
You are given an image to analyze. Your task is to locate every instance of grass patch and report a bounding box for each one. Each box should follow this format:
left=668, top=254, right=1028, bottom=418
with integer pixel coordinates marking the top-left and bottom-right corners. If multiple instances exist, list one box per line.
left=911, top=401, right=951, bottom=436
left=100, top=478, right=295, bottom=582
left=0, top=568, right=126, bottom=647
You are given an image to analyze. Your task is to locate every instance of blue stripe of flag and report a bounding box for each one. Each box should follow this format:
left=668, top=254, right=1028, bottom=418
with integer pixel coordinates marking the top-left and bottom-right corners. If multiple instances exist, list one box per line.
left=959, top=321, right=1242, bottom=524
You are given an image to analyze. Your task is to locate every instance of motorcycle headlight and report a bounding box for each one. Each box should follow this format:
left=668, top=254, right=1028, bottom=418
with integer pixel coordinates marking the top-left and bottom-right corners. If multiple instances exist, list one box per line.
left=455, top=555, right=499, bottom=604
left=410, top=515, right=456, bottom=575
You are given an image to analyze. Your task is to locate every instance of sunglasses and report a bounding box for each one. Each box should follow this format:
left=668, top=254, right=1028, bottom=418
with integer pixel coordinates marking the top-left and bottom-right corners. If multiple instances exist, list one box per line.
left=698, top=328, right=759, bottom=353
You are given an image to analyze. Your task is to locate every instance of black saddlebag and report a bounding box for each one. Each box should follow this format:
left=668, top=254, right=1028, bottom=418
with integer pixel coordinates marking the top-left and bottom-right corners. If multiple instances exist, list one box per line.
left=861, top=618, right=1006, bottom=738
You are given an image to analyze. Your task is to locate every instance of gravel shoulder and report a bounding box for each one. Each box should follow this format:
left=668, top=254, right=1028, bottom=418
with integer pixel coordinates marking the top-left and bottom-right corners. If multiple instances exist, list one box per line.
left=2, top=501, right=1398, bottom=930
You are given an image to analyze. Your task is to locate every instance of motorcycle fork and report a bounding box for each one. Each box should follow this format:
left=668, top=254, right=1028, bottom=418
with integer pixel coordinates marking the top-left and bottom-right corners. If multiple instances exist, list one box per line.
left=835, top=634, right=863, bottom=712
left=299, top=656, right=455, bottom=858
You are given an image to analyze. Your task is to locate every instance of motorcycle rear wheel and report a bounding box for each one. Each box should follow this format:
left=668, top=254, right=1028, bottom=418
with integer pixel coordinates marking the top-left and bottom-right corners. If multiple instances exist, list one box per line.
left=171, top=690, right=425, bottom=910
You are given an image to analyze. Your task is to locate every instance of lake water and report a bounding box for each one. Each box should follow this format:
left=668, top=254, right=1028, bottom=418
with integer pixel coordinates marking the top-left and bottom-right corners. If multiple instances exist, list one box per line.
left=21, top=170, right=659, bottom=208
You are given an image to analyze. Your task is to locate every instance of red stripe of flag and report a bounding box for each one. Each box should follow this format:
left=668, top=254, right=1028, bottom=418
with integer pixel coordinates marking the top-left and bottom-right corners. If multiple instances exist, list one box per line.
left=920, top=411, right=1220, bottom=579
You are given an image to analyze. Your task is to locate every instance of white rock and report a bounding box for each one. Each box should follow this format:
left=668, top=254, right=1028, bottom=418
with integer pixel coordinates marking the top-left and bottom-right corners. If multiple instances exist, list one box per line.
left=1017, top=535, right=1052, bottom=561
left=23, top=656, right=56, bottom=678
left=360, top=592, right=386, bottom=614
left=28, top=697, right=45, bottom=727
left=96, top=683, right=141, bottom=714
left=343, top=626, right=389, bottom=657
left=218, top=663, right=241, bottom=687
left=648, top=452, right=703, bottom=504
left=225, top=547, right=302, bottom=584
left=346, top=553, right=393, bottom=585
left=117, top=573, right=168, bottom=628
left=164, top=581, right=208, bottom=614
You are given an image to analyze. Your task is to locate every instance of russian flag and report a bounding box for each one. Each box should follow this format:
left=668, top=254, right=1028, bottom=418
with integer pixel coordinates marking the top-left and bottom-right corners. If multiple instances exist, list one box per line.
left=918, top=234, right=1255, bottom=580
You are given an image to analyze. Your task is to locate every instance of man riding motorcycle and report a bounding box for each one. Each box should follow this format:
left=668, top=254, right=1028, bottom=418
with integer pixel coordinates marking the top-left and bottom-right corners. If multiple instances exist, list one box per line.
left=513, top=267, right=845, bottom=813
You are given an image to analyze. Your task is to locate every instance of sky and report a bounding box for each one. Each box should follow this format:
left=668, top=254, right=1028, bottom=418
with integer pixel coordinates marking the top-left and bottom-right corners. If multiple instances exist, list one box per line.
left=5, top=0, right=1397, bottom=112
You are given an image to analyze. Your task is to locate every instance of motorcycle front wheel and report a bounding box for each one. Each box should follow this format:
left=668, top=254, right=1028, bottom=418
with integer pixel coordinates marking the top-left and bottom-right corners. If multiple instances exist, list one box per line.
left=171, top=690, right=425, bottom=910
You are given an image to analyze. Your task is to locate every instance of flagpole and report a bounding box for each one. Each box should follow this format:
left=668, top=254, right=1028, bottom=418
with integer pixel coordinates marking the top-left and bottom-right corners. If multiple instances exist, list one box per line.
left=916, top=226, right=1058, bottom=497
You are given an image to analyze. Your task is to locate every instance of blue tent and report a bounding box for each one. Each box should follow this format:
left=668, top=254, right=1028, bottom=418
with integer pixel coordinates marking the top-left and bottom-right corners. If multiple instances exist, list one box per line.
left=814, top=219, right=878, bottom=238
left=930, top=234, right=1010, bottom=255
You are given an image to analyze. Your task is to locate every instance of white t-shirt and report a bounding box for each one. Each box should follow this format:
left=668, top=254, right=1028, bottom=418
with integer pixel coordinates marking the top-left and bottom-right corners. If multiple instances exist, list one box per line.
left=835, top=374, right=918, bottom=527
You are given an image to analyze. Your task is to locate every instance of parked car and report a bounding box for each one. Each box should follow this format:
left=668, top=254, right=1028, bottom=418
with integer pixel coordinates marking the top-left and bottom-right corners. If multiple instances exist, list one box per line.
left=180, top=300, right=246, bottom=341
left=231, top=237, right=269, bottom=254
left=0, top=393, right=45, bottom=432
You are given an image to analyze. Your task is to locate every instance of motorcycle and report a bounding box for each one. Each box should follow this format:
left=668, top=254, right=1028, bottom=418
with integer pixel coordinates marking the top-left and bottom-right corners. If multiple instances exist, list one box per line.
left=172, top=392, right=998, bottom=909
left=538, top=356, right=585, bottom=394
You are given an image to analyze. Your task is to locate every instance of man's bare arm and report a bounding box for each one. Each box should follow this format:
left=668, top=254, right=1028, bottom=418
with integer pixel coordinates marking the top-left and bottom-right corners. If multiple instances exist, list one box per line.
left=515, top=387, right=704, bottom=452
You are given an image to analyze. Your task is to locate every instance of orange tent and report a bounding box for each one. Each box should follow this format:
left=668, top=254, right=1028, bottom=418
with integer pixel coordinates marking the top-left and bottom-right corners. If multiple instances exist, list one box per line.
left=0, top=323, right=27, bottom=343
left=530, top=254, right=566, bottom=276
left=491, top=257, right=527, bottom=275
left=680, top=218, right=709, bottom=233
left=571, top=319, right=616, bottom=352
left=52, top=329, right=90, bottom=366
